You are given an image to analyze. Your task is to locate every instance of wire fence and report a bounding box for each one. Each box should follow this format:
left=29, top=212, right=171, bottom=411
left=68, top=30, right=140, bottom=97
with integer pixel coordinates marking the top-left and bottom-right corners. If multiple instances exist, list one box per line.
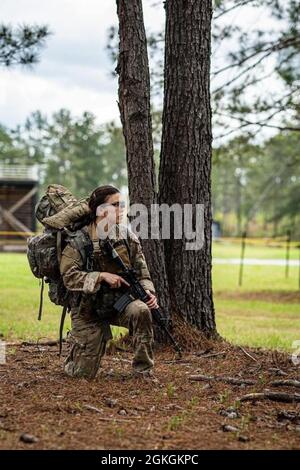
left=215, top=231, right=300, bottom=289
left=1, top=230, right=299, bottom=288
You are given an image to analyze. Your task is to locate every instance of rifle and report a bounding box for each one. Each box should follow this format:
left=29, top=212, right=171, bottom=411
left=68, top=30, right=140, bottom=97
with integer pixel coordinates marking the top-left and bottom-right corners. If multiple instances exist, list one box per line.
left=102, top=238, right=182, bottom=357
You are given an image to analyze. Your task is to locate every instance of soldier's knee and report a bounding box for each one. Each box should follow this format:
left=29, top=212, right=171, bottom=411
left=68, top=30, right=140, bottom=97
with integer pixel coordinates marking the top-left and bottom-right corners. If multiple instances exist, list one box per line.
left=127, top=299, right=148, bottom=315
left=64, top=326, right=106, bottom=379
left=136, top=305, right=154, bottom=337
left=136, top=301, right=151, bottom=321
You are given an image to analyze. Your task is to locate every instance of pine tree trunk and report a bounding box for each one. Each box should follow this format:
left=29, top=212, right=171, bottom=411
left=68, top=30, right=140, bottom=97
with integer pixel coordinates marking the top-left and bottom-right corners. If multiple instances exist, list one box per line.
left=158, top=0, right=216, bottom=335
left=115, top=0, right=171, bottom=326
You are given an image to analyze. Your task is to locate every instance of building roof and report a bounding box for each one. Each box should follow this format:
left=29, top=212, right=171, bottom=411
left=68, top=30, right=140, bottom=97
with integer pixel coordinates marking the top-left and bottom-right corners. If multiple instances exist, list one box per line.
left=0, top=165, right=39, bottom=183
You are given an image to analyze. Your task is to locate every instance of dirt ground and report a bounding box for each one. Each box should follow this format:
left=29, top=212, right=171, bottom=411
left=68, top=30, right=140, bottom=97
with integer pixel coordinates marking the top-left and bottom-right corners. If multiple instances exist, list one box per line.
left=0, top=340, right=299, bottom=450
left=216, top=290, right=300, bottom=303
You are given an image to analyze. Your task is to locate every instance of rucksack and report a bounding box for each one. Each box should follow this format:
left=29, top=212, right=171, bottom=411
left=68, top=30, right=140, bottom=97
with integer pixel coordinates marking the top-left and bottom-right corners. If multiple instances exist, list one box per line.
left=27, top=185, right=94, bottom=347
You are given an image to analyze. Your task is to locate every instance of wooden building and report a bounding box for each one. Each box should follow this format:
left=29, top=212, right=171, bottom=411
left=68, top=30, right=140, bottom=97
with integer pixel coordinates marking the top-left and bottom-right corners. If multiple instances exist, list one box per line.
left=0, top=165, right=39, bottom=251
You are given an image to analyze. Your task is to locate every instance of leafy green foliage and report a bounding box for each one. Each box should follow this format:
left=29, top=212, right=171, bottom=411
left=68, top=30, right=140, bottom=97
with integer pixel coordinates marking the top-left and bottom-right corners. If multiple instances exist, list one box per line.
left=212, top=131, right=300, bottom=236
left=0, top=110, right=128, bottom=198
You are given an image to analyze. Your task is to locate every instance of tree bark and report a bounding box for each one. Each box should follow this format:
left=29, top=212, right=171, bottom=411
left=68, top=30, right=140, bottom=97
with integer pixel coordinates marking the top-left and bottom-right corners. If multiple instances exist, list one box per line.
left=158, top=0, right=216, bottom=335
left=115, top=0, right=171, bottom=325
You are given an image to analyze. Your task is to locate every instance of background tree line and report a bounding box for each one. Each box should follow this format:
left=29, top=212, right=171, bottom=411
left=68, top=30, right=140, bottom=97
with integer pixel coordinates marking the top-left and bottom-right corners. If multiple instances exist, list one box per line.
left=0, top=110, right=127, bottom=197
left=1, top=110, right=299, bottom=238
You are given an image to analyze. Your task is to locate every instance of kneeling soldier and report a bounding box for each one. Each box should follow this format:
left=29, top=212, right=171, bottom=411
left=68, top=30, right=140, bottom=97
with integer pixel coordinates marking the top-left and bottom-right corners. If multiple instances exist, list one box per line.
left=60, top=185, right=158, bottom=379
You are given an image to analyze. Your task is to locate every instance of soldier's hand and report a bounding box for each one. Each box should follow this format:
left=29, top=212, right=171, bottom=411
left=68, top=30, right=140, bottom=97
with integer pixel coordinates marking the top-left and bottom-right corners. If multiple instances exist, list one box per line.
left=99, top=272, right=130, bottom=289
left=145, top=290, right=159, bottom=309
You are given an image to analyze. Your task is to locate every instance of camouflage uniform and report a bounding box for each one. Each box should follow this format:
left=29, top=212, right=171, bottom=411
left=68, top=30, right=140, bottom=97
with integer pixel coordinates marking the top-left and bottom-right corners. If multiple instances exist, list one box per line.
left=60, top=223, right=155, bottom=379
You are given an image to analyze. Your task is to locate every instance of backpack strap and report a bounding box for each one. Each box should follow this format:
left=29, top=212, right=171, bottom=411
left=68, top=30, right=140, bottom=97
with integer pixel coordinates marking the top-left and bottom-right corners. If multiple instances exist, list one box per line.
left=37, top=277, right=45, bottom=321
left=112, top=238, right=131, bottom=263
left=104, top=225, right=132, bottom=261
left=69, top=228, right=94, bottom=272
left=58, top=229, right=93, bottom=355
left=59, top=301, right=69, bottom=356
left=84, top=236, right=94, bottom=272
left=37, top=230, right=62, bottom=322
left=123, top=236, right=131, bottom=262
left=56, top=230, right=62, bottom=265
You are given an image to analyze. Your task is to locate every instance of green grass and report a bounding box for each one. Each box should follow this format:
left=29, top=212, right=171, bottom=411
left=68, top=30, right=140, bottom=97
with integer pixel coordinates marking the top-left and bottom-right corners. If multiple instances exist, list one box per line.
left=213, top=264, right=299, bottom=292
left=0, top=250, right=299, bottom=351
left=216, top=299, right=300, bottom=350
left=212, top=262, right=300, bottom=350
left=213, top=240, right=299, bottom=260
left=0, top=253, right=122, bottom=341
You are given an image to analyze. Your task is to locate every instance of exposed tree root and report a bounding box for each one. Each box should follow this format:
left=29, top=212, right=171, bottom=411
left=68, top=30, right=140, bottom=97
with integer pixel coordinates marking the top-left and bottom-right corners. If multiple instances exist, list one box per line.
left=188, top=374, right=256, bottom=386
left=270, top=380, right=300, bottom=388
left=239, top=392, right=300, bottom=403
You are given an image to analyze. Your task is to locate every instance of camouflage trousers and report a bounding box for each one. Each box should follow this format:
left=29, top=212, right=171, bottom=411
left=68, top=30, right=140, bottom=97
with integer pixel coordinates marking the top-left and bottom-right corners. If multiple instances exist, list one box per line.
left=64, top=289, right=154, bottom=379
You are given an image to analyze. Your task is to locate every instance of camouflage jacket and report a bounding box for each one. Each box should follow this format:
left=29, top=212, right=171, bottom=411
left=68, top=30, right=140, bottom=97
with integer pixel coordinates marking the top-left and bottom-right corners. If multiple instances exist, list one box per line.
left=59, top=223, right=155, bottom=296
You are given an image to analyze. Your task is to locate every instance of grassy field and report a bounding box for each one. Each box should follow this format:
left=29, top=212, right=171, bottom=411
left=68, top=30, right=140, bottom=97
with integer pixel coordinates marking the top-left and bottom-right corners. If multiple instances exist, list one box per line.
left=212, top=240, right=299, bottom=260
left=0, top=243, right=299, bottom=351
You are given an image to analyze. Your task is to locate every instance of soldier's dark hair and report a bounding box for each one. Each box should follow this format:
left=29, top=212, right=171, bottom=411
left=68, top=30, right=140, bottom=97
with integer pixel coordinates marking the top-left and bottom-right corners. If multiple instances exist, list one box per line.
left=88, top=185, right=120, bottom=224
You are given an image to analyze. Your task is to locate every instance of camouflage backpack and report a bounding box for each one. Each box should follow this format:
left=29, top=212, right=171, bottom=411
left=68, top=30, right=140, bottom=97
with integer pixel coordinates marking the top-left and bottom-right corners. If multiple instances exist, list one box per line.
left=27, top=184, right=93, bottom=323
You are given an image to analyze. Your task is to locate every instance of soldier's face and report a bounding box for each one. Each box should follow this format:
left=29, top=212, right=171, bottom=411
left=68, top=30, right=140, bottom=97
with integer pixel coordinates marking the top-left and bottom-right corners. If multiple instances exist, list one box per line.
left=96, top=192, right=126, bottom=225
